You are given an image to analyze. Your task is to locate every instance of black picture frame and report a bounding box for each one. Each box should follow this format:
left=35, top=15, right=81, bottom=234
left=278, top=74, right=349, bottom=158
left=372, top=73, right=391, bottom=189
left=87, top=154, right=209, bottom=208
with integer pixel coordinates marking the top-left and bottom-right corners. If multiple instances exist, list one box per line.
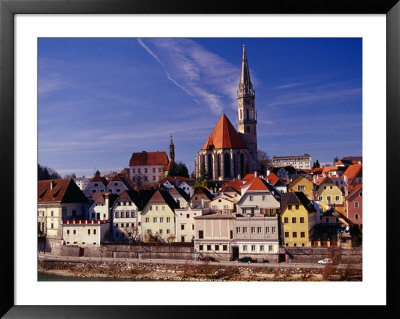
left=1, top=0, right=398, bottom=318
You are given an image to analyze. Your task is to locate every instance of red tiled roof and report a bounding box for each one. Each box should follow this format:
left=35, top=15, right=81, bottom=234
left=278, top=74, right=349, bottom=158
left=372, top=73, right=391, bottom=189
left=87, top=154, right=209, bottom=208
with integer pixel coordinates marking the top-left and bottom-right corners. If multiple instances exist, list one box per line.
left=342, top=164, right=362, bottom=184
left=346, top=183, right=362, bottom=200
left=220, top=180, right=244, bottom=192
left=90, top=175, right=109, bottom=186
left=201, top=113, right=247, bottom=150
left=242, top=173, right=255, bottom=181
left=247, top=177, right=270, bottom=191
left=266, top=172, right=279, bottom=185
left=322, top=166, right=338, bottom=173
left=129, top=151, right=169, bottom=166
left=38, top=179, right=87, bottom=203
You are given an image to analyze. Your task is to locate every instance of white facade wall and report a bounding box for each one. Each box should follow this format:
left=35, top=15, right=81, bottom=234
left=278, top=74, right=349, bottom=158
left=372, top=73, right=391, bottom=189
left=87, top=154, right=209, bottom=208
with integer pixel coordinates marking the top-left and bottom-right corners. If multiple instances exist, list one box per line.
left=84, top=182, right=107, bottom=195
left=175, top=208, right=204, bottom=243
left=209, top=197, right=235, bottom=213
left=88, top=202, right=109, bottom=221
left=237, top=192, right=280, bottom=216
left=178, top=181, right=194, bottom=197
left=272, top=155, right=312, bottom=169
left=111, top=201, right=141, bottom=241
left=73, top=178, right=90, bottom=191
left=106, top=181, right=129, bottom=195
left=129, top=165, right=166, bottom=185
left=62, top=221, right=110, bottom=247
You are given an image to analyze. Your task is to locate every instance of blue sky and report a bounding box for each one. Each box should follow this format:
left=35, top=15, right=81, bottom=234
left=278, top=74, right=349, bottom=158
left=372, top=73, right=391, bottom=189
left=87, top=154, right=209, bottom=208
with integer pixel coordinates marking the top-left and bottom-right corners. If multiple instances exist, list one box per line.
left=38, top=38, right=362, bottom=177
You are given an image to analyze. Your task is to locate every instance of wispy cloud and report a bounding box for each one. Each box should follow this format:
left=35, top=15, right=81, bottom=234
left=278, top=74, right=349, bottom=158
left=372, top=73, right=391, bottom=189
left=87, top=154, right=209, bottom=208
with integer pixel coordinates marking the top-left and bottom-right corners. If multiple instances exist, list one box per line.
left=137, top=38, right=239, bottom=115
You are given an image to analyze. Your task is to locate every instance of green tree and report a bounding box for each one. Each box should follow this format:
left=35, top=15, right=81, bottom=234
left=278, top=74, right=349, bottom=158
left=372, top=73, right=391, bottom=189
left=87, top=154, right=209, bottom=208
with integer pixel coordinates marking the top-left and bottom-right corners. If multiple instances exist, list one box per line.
left=312, top=160, right=321, bottom=169
left=95, top=170, right=101, bottom=176
left=176, top=162, right=189, bottom=178
left=167, top=162, right=177, bottom=176
left=199, top=161, right=206, bottom=181
left=194, top=179, right=207, bottom=190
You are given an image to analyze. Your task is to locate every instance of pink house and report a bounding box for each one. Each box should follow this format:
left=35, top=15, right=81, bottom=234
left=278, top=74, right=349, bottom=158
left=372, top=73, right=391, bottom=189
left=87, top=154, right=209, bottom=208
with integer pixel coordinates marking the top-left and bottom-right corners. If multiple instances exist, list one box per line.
left=345, top=184, right=362, bottom=228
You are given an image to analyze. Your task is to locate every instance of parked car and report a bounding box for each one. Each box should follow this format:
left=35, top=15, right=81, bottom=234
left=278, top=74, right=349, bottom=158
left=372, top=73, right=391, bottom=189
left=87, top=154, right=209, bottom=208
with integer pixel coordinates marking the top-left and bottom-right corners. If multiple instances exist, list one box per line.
left=318, top=258, right=333, bottom=265
left=198, top=256, right=216, bottom=262
left=238, top=256, right=253, bottom=263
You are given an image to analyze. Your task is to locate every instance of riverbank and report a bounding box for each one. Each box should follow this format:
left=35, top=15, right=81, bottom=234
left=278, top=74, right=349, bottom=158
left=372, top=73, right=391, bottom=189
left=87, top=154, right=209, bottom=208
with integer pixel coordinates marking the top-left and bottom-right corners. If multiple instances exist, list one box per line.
left=38, top=259, right=362, bottom=281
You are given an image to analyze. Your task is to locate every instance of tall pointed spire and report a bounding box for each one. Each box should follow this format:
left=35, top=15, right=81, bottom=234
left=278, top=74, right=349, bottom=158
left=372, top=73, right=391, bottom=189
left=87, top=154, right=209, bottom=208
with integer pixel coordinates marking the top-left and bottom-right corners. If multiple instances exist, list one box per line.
left=169, top=134, right=175, bottom=162
left=238, top=44, right=254, bottom=98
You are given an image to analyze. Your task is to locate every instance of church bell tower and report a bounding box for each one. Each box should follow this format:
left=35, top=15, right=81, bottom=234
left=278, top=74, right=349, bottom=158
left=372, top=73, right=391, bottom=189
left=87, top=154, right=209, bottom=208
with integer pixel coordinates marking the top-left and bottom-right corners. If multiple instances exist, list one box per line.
left=237, top=44, right=258, bottom=172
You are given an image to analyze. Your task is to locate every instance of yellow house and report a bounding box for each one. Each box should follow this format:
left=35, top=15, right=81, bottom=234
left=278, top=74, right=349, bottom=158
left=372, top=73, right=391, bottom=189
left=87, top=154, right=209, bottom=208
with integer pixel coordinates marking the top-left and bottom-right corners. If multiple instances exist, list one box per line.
left=288, top=176, right=314, bottom=200
left=280, top=192, right=317, bottom=247
left=315, top=177, right=344, bottom=212
left=141, top=190, right=179, bottom=243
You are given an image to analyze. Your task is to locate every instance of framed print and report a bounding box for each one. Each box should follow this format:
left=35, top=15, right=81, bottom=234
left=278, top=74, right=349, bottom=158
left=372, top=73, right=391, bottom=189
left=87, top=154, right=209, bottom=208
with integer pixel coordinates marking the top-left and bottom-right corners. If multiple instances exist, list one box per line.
left=1, top=0, right=399, bottom=318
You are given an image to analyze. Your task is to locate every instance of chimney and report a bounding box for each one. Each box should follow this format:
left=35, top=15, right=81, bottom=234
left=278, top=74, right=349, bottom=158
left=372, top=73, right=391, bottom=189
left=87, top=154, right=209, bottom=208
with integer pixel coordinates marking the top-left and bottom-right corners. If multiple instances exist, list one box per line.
left=105, top=193, right=109, bottom=211
left=201, top=197, right=204, bottom=208
left=344, top=186, right=349, bottom=197
left=254, top=171, right=257, bottom=177
left=50, top=181, right=56, bottom=189
left=344, top=175, right=348, bottom=184
left=266, top=169, right=270, bottom=176
left=313, top=175, right=317, bottom=184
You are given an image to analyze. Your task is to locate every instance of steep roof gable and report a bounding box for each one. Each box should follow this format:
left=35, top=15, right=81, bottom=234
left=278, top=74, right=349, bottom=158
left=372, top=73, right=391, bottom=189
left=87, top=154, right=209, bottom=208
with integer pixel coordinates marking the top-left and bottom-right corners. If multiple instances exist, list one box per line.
left=202, top=113, right=247, bottom=150
left=38, top=179, right=88, bottom=204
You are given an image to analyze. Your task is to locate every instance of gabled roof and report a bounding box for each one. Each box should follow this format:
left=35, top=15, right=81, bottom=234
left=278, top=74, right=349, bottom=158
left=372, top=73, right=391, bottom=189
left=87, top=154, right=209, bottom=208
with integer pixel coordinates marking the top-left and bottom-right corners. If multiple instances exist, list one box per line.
left=109, top=174, right=131, bottom=189
left=201, top=113, right=247, bottom=150
left=315, top=176, right=334, bottom=186
left=90, top=192, right=119, bottom=207
left=38, top=179, right=88, bottom=204
left=147, top=189, right=180, bottom=211
left=281, top=192, right=316, bottom=213
left=129, top=151, right=169, bottom=166
left=169, top=185, right=190, bottom=202
left=89, top=175, right=109, bottom=186
left=247, top=177, right=271, bottom=191
left=346, top=184, right=362, bottom=200
left=192, top=187, right=214, bottom=200
left=115, top=189, right=155, bottom=210
left=342, top=164, right=362, bottom=184
left=289, top=175, right=312, bottom=187
left=220, top=180, right=244, bottom=193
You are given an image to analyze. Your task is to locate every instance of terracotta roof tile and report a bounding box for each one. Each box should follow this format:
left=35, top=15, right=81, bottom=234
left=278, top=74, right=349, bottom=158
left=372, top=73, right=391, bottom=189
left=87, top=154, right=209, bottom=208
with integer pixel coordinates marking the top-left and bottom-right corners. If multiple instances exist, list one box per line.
left=90, top=175, right=109, bottom=186
left=342, top=164, right=362, bottom=184
left=129, top=151, right=169, bottom=166
left=38, top=178, right=88, bottom=204
left=202, top=113, right=247, bottom=150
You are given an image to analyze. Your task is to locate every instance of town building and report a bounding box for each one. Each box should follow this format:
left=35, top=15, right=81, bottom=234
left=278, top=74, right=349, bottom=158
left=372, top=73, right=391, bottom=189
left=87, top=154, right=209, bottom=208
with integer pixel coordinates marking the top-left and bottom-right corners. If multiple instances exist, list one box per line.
left=73, top=176, right=90, bottom=191
left=140, top=189, right=180, bottom=242
left=168, top=185, right=190, bottom=209
left=209, top=193, right=236, bottom=214
left=194, top=45, right=258, bottom=181
left=345, top=184, right=362, bottom=228
left=175, top=207, right=206, bottom=243
left=38, top=178, right=89, bottom=252
left=129, top=151, right=170, bottom=186
left=280, top=192, right=317, bottom=247
left=111, top=189, right=155, bottom=242
left=62, top=220, right=109, bottom=247
left=194, top=213, right=235, bottom=261
left=189, top=187, right=214, bottom=209
left=288, top=175, right=314, bottom=201
left=83, top=175, right=109, bottom=195
left=106, top=174, right=131, bottom=195
left=233, top=215, right=279, bottom=262
left=265, top=172, right=287, bottom=193
left=314, top=177, right=344, bottom=212
left=236, top=177, right=281, bottom=216
left=88, top=192, right=117, bottom=221
left=272, top=154, right=312, bottom=170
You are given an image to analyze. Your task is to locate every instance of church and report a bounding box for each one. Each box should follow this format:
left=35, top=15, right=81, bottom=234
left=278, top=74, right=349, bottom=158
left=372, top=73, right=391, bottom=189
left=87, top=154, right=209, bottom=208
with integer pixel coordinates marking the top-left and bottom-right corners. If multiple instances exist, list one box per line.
left=194, top=45, right=258, bottom=181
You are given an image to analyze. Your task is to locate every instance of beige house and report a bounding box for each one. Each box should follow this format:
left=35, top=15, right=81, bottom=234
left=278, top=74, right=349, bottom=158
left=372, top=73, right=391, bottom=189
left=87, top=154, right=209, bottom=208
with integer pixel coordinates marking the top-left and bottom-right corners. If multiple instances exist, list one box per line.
left=189, top=187, right=214, bottom=209
left=38, top=179, right=88, bottom=252
left=194, top=213, right=235, bottom=261
left=209, top=193, right=236, bottom=214
left=141, top=190, right=179, bottom=242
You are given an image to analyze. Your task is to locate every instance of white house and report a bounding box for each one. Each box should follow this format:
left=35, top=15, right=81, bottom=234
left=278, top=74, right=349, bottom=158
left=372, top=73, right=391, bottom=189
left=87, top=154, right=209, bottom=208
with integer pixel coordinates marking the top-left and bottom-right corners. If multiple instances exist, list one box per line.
left=209, top=193, right=236, bottom=214
left=175, top=207, right=206, bottom=243
left=106, top=174, right=130, bottom=195
left=88, top=192, right=117, bottom=221
left=129, top=151, right=170, bottom=186
left=83, top=175, right=109, bottom=195
left=62, top=220, right=110, bottom=247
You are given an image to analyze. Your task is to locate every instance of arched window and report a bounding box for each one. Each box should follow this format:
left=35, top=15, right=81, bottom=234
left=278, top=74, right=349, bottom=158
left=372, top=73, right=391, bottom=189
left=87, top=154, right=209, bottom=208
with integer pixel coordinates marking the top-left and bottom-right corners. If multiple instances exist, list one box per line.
left=240, top=109, right=243, bottom=120
left=224, top=153, right=231, bottom=178
left=240, top=153, right=245, bottom=178
left=207, top=153, right=212, bottom=179
left=217, top=154, right=221, bottom=177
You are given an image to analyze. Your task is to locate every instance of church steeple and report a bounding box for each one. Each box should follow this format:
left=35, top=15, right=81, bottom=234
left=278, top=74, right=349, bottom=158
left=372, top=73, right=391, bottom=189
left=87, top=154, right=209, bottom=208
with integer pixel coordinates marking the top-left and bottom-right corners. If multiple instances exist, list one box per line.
left=238, top=44, right=255, bottom=98
left=237, top=44, right=258, bottom=173
left=169, top=135, right=175, bottom=162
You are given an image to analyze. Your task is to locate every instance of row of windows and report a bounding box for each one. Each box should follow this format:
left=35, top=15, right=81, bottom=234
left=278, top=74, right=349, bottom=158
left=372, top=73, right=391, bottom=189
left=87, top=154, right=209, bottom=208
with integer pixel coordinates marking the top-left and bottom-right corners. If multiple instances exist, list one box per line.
left=66, top=241, right=97, bottom=245
left=236, top=226, right=276, bottom=234
left=149, top=205, right=165, bottom=211
left=242, top=244, right=274, bottom=252
left=146, top=229, right=171, bottom=235
left=116, top=201, right=133, bottom=206
left=283, top=217, right=305, bottom=223
left=180, top=224, right=195, bottom=230
left=132, top=168, right=162, bottom=174
left=115, top=223, right=135, bottom=228
left=115, top=211, right=136, bottom=218
left=144, top=217, right=171, bottom=223
left=287, top=204, right=300, bottom=210
left=211, top=205, right=230, bottom=210
left=66, top=228, right=97, bottom=235
left=199, top=244, right=228, bottom=252
left=132, top=175, right=158, bottom=182
left=284, top=231, right=306, bottom=238
left=317, top=195, right=341, bottom=202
